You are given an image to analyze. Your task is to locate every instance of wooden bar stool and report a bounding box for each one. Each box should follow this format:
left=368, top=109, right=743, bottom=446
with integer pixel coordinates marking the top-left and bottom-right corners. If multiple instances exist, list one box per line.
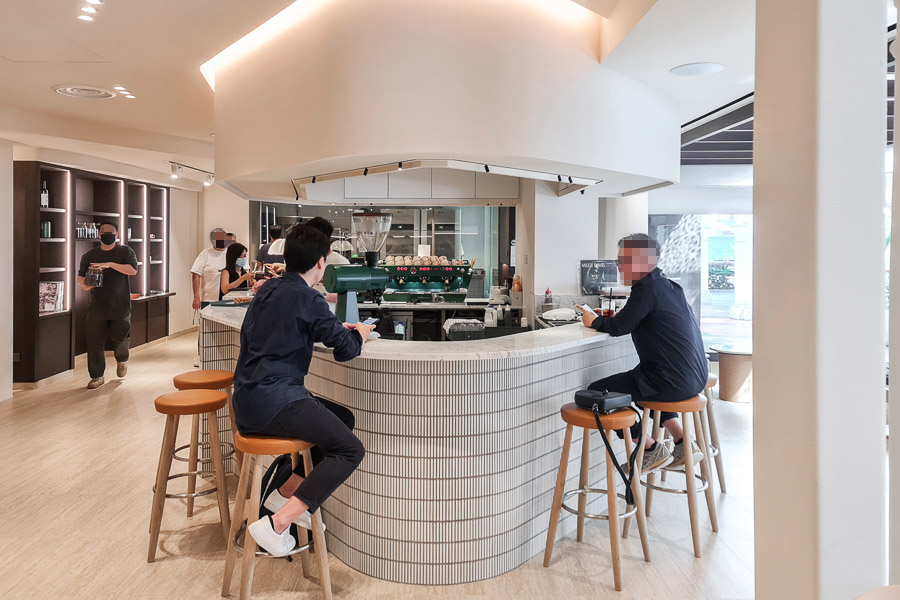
left=149, top=390, right=231, bottom=563
left=222, top=432, right=332, bottom=600
left=640, top=395, right=718, bottom=558
left=173, top=370, right=239, bottom=517
left=543, top=403, right=650, bottom=592
left=704, top=373, right=726, bottom=493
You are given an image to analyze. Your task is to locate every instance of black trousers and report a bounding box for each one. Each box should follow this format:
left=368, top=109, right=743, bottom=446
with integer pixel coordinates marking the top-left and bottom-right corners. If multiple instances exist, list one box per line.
left=247, top=395, right=364, bottom=514
left=588, top=369, right=685, bottom=440
left=85, top=307, right=131, bottom=379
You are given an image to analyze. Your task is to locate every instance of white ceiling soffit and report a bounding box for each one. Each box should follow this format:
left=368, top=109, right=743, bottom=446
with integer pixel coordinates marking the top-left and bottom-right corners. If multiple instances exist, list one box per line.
left=0, top=0, right=292, bottom=142
left=601, top=0, right=756, bottom=123
left=570, top=0, right=622, bottom=17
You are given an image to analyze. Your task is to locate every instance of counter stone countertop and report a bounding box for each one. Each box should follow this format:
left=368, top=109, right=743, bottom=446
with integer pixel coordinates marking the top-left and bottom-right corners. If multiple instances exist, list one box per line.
left=200, top=304, right=614, bottom=361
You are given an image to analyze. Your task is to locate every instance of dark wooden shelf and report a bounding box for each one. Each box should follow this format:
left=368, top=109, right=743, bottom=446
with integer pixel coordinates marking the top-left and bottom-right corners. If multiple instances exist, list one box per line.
left=39, top=267, right=66, bottom=273
left=75, top=238, right=99, bottom=242
left=40, top=207, right=66, bottom=214
left=149, top=260, right=163, bottom=265
left=75, top=210, right=120, bottom=218
left=39, top=238, right=66, bottom=243
left=149, top=216, right=164, bottom=221
left=150, top=238, right=164, bottom=242
left=127, top=214, right=143, bottom=219
left=39, top=310, right=71, bottom=319
left=128, top=238, right=143, bottom=242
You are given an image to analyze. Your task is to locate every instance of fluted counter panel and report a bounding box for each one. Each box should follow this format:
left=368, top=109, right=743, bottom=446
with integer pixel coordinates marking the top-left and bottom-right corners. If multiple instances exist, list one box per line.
left=306, top=331, right=638, bottom=584
left=198, top=307, right=638, bottom=585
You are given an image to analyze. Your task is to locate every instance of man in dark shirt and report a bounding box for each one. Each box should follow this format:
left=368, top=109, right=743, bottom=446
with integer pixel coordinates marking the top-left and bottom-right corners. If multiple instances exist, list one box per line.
left=77, top=221, right=138, bottom=389
left=582, top=233, right=708, bottom=473
left=255, top=224, right=284, bottom=265
left=234, top=226, right=375, bottom=557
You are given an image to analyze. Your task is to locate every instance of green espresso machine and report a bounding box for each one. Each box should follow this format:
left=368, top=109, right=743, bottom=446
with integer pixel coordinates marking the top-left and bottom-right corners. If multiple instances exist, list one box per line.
left=382, top=261, right=474, bottom=302
left=323, top=212, right=392, bottom=323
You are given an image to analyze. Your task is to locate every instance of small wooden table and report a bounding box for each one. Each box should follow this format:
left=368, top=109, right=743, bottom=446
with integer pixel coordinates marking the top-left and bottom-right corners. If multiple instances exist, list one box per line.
left=709, top=344, right=753, bottom=403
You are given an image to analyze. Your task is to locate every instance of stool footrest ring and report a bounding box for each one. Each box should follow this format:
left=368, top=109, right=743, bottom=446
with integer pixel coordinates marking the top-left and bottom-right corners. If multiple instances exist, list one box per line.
left=233, top=522, right=311, bottom=558
left=152, top=471, right=218, bottom=499
left=561, top=488, right=636, bottom=521
left=173, top=441, right=235, bottom=463
left=641, top=473, right=708, bottom=494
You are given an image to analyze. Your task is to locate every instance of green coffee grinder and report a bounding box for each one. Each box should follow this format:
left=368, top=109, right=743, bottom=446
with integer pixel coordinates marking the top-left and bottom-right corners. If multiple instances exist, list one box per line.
left=323, top=212, right=391, bottom=322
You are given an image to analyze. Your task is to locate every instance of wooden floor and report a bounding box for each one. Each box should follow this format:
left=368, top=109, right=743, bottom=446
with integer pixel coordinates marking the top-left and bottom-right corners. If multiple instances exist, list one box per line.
left=0, top=335, right=755, bottom=599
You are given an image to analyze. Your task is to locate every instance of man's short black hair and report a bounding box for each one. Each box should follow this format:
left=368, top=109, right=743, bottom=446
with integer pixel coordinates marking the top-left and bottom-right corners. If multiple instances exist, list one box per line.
left=284, top=226, right=331, bottom=273
left=618, top=233, right=659, bottom=254
left=269, top=225, right=283, bottom=241
left=304, top=217, right=334, bottom=240
left=99, top=220, right=118, bottom=232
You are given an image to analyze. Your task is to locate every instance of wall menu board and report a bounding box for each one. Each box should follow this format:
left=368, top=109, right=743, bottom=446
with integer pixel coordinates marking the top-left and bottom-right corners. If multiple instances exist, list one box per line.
left=580, top=260, right=618, bottom=294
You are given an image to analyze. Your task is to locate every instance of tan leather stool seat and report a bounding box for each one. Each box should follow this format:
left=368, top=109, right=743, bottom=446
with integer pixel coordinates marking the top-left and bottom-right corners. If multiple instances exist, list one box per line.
left=640, top=395, right=706, bottom=414
left=706, top=374, right=718, bottom=389
left=155, top=390, right=227, bottom=416
left=173, top=369, right=234, bottom=390
left=233, top=432, right=313, bottom=456
left=560, top=403, right=637, bottom=431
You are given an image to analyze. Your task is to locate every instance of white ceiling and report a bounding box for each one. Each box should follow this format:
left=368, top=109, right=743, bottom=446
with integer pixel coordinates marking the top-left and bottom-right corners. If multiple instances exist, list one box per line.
left=0, top=0, right=759, bottom=183
left=0, top=0, right=291, bottom=141
left=601, top=0, right=756, bottom=124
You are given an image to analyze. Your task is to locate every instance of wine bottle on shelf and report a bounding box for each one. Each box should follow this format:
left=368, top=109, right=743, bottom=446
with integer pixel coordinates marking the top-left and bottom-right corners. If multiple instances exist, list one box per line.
left=40, top=181, right=49, bottom=208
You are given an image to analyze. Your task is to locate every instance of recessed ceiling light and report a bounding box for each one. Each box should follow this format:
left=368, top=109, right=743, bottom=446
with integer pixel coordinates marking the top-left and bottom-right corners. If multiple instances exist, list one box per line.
left=55, top=85, right=115, bottom=99
left=81, top=6, right=97, bottom=13
left=113, top=86, right=126, bottom=91
left=670, top=62, right=725, bottom=76
left=77, top=14, right=93, bottom=21
left=86, top=0, right=102, bottom=4
left=124, top=95, right=136, bottom=99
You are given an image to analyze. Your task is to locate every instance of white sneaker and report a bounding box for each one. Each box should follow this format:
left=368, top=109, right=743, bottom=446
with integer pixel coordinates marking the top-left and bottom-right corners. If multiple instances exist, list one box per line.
left=263, top=490, right=323, bottom=531
left=247, top=516, right=296, bottom=557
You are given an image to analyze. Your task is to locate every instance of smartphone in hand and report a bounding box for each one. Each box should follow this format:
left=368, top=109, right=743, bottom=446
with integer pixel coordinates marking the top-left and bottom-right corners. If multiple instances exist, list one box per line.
left=362, top=317, right=380, bottom=325
left=576, top=304, right=598, bottom=317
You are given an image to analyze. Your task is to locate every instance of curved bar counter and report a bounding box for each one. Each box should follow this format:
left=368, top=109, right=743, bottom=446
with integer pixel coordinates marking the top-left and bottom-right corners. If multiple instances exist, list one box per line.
left=200, top=306, right=637, bottom=584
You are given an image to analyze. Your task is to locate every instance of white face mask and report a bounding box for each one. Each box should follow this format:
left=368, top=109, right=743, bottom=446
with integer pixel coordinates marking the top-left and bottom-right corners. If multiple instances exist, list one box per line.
left=236, top=257, right=248, bottom=269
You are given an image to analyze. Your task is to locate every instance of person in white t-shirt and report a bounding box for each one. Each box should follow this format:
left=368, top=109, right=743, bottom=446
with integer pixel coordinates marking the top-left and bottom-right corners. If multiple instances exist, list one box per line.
left=191, top=228, right=228, bottom=367
left=304, top=217, right=350, bottom=312
left=192, top=228, right=228, bottom=309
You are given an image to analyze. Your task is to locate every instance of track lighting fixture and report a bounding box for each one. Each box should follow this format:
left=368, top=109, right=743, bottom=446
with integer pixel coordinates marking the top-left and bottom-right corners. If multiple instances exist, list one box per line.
left=484, top=165, right=490, bottom=173
left=364, top=168, right=369, bottom=176
left=170, top=163, right=182, bottom=179
left=204, top=173, right=215, bottom=187
left=397, top=162, right=403, bottom=171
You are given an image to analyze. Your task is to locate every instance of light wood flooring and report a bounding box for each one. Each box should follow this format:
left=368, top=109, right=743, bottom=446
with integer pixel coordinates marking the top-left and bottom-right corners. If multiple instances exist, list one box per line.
left=0, top=334, right=755, bottom=599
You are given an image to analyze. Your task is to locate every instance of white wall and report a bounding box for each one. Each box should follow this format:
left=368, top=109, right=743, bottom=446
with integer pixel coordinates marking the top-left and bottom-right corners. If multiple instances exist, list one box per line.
left=534, top=185, right=600, bottom=297
left=169, top=188, right=200, bottom=334
left=199, top=183, right=250, bottom=248
left=0, top=140, right=12, bottom=400
left=598, top=194, right=649, bottom=258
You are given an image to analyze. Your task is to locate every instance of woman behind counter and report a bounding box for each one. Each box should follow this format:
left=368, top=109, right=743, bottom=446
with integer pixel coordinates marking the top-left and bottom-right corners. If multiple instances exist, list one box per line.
left=220, top=242, right=254, bottom=300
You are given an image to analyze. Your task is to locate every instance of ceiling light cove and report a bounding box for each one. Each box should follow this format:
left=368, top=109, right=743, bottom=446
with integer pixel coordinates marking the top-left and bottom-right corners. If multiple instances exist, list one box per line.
left=76, top=14, right=93, bottom=21
left=81, top=6, right=97, bottom=13
left=670, top=62, right=726, bottom=77
left=86, top=0, right=102, bottom=3
left=54, top=85, right=116, bottom=99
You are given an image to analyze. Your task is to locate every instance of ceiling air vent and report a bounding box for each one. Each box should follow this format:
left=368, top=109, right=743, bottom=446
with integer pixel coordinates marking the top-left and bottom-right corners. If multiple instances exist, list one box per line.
left=54, top=85, right=116, bottom=99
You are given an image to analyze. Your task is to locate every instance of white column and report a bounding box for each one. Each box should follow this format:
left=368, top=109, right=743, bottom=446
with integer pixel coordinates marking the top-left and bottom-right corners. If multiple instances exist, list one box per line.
left=754, top=1, right=887, bottom=598
left=889, top=4, right=900, bottom=584
left=598, top=194, right=648, bottom=258
left=0, top=139, right=12, bottom=400
left=731, top=215, right=753, bottom=320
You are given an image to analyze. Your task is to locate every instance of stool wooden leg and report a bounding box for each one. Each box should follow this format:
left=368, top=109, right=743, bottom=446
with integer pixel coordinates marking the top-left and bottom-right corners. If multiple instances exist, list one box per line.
left=644, top=412, right=662, bottom=517
left=222, top=452, right=251, bottom=597
left=207, top=413, right=231, bottom=541
left=304, top=450, right=333, bottom=600
left=239, top=457, right=263, bottom=600
left=605, top=430, right=622, bottom=592
left=149, top=414, right=179, bottom=563
left=630, top=430, right=651, bottom=563
left=577, top=428, right=590, bottom=542
left=543, top=424, right=574, bottom=567
left=682, top=412, right=702, bottom=558
left=693, top=411, right=719, bottom=533
left=187, top=413, right=200, bottom=518
left=660, top=429, right=672, bottom=483
left=290, top=452, right=312, bottom=579
left=705, top=397, right=726, bottom=493
left=622, top=434, right=633, bottom=539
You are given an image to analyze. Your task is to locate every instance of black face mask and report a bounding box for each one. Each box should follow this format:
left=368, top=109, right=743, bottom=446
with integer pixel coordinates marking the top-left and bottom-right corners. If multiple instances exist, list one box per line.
left=214, top=240, right=225, bottom=249
left=100, top=232, right=117, bottom=245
